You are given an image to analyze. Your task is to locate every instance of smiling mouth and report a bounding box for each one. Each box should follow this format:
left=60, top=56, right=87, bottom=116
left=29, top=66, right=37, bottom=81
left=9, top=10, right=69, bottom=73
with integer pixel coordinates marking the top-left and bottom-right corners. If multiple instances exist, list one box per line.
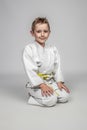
left=40, top=38, right=46, bottom=40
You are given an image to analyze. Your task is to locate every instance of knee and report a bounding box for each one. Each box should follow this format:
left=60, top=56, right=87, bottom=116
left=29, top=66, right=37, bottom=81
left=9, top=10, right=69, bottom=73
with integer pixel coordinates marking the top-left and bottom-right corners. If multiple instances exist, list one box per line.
left=43, top=95, right=57, bottom=107
left=58, top=93, right=70, bottom=103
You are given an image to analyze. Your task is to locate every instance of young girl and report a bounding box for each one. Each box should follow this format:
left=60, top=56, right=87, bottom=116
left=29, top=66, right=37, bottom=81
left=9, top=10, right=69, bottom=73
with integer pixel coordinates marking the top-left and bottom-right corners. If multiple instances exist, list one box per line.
left=23, top=17, right=70, bottom=107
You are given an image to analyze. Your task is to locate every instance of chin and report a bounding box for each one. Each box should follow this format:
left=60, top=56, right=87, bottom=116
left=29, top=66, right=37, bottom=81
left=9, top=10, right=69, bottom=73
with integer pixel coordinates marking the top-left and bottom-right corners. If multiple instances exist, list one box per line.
left=36, top=39, right=46, bottom=44
left=38, top=40, right=45, bottom=44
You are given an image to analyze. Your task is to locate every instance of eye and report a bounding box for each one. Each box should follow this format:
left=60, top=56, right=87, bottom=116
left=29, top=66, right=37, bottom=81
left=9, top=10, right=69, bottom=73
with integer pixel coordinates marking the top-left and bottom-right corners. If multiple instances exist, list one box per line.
left=36, top=30, right=41, bottom=33
left=44, top=30, right=49, bottom=33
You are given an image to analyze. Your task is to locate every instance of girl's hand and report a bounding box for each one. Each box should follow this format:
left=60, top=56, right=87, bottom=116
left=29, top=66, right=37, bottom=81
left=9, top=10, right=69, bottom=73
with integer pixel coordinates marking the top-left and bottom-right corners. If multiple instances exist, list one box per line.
left=39, top=83, right=54, bottom=96
left=57, top=82, right=70, bottom=93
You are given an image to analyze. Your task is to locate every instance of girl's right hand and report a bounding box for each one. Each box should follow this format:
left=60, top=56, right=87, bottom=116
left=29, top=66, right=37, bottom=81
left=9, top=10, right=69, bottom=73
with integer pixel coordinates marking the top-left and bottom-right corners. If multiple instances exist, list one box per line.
left=39, top=83, right=54, bottom=97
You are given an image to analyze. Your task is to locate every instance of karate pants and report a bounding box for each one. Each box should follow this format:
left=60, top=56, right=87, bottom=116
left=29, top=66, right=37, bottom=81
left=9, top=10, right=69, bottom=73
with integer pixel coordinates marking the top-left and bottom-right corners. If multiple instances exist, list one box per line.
left=26, top=82, right=70, bottom=107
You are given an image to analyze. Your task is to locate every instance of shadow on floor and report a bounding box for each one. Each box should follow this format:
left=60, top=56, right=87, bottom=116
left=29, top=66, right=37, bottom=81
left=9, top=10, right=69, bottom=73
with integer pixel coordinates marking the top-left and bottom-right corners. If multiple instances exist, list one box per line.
left=0, top=74, right=27, bottom=102
left=0, top=72, right=87, bottom=102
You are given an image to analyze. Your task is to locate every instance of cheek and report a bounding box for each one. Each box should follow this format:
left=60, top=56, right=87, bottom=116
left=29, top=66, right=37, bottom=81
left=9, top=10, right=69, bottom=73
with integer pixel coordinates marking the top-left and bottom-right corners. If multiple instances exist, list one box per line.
left=35, top=33, right=40, bottom=38
left=37, top=33, right=41, bottom=36
left=46, top=33, right=50, bottom=38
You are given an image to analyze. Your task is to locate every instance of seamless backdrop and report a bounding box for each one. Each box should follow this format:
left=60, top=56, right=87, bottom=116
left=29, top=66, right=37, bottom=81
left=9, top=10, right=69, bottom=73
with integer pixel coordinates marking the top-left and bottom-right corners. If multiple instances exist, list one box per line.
left=0, top=1, right=87, bottom=130
left=0, top=0, right=87, bottom=75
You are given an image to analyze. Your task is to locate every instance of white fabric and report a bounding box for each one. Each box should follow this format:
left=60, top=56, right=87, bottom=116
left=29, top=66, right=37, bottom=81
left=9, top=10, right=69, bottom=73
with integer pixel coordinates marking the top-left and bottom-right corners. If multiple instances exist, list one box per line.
left=23, top=41, right=69, bottom=106
left=23, top=41, right=64, bottom=87
left=27, top=86, right=69, bottom=107
left=28, top=96, right=43, bottom=106
left=27, top=87, right=57, bottom=107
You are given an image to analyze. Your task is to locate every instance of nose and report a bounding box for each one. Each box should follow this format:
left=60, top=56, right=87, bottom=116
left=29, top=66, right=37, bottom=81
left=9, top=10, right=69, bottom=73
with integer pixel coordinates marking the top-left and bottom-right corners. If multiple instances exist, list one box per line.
left=41, top=31, right=44, bottom=36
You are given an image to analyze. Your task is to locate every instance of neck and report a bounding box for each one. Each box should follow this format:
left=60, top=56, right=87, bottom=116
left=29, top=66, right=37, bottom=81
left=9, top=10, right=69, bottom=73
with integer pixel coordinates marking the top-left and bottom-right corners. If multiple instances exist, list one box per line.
left=41, top=43, right=45, bottom=47
left=35, top=40, right=45, bottom=47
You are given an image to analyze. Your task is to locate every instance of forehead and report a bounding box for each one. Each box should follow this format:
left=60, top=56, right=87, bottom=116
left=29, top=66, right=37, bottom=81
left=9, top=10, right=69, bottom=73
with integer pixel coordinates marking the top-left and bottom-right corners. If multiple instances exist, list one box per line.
left=35, top=23, right=49, bottom=30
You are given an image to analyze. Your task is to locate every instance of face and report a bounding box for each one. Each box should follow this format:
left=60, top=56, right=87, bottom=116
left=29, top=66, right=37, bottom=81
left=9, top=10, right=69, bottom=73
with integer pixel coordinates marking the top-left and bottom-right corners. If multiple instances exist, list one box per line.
left=31, top=23, right=50, bottom=45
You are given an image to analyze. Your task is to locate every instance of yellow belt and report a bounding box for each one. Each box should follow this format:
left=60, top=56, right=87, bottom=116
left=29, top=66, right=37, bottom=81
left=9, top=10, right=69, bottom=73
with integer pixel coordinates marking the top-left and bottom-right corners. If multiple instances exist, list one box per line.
left=37, top=73, right=53, bottom=80
left=37, top=72, right=59, bottom=96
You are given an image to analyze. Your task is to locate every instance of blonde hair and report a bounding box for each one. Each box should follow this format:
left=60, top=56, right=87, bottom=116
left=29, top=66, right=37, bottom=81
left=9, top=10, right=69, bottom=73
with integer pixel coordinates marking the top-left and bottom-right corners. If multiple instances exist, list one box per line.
left=31, top=17, right=50, bottom=32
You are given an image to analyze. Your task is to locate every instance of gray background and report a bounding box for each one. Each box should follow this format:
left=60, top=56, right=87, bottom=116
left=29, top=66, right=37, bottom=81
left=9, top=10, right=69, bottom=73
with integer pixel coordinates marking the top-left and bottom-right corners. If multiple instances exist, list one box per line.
left=0, top=0, right=87, bottom=130
left=0, top=0, right=87, bottom=74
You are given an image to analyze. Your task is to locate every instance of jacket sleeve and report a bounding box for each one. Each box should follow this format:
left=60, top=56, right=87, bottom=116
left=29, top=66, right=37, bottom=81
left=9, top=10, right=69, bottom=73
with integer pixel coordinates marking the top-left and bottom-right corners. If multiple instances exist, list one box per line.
left=22, top=45, right=43, bottom=87
left=53, top=46, right=64, bottom=83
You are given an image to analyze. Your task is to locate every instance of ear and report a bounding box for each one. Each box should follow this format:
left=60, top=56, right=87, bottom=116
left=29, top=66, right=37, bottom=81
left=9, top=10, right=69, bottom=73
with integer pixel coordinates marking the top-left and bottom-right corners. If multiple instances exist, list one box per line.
left=30, top=30, right=34, bottom=36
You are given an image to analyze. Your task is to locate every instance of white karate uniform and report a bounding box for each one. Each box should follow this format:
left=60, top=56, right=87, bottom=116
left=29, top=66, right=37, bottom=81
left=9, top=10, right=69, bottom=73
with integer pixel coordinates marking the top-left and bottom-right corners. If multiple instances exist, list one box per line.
left=23, top=41, right=69, bottom=106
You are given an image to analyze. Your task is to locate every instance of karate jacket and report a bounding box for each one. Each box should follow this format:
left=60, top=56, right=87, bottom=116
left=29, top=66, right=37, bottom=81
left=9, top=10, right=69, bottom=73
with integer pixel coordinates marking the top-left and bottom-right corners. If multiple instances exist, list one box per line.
left=23, top=41, right=64, bottom=87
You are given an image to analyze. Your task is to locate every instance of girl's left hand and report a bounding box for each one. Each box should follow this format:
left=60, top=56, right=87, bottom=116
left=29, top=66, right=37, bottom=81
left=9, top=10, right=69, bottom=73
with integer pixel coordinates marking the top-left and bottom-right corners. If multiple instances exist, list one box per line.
left=57, top=82, right=70, bottom=93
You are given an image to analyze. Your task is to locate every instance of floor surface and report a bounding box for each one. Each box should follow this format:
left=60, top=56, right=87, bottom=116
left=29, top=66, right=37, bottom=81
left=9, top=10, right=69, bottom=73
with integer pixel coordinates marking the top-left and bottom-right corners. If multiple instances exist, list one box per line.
left=0, top=72, right=87, bottom=130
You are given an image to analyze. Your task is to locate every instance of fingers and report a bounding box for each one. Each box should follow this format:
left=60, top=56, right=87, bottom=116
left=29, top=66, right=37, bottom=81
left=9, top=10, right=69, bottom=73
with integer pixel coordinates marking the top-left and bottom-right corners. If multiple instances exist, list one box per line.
left=58, top=82, right=70, bottom=93
left=41, top=86, right=54, bottom=97
left=61, top=84, right=70, bottom=93
left=49, top=87, right=54, bottom=94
